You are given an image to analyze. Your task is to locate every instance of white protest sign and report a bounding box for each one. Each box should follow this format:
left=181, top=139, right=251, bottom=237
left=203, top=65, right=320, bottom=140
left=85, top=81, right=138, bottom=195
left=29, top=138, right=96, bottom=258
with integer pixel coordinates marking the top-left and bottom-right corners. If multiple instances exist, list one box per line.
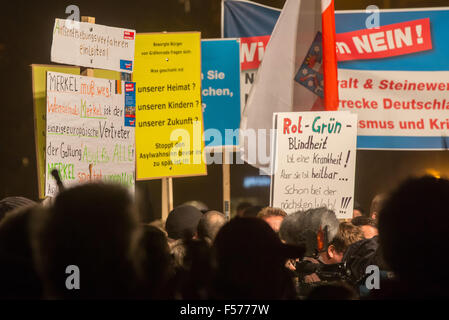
left=270, top=111, right=358, bottom=219
left=51, top=19, right=135, bottom=73
left=45, top=71, right=136, bottom=196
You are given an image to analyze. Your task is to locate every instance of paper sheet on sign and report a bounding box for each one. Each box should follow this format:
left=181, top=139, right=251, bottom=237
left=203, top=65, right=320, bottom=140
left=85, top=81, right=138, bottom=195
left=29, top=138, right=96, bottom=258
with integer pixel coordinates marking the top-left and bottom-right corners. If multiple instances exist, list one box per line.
left=270, top=111, right=357, bottom=219
left=51, top=19, right=135, bottom=73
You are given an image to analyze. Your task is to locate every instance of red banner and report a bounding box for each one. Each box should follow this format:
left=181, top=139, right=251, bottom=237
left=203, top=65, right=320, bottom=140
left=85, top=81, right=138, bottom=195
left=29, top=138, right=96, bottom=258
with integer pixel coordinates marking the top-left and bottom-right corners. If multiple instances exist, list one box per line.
left=336, top=18, right=432, bottom=62
left=240, top=19, right=432, bottom=69
left=240, top=35, right=270, bottom=70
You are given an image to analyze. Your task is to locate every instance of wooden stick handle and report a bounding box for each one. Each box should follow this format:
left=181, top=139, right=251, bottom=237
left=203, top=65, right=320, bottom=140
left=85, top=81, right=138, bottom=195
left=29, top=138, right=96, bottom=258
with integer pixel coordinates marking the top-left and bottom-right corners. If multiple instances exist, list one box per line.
left=222, top=147, right=231, bottom=220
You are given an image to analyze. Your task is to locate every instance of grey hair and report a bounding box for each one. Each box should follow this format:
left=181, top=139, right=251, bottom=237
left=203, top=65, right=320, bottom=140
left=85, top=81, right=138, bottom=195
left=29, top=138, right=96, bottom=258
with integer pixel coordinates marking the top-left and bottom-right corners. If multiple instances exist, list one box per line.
left=303, top=207, right=339, bottom=242
left=279, top=207, right=339, bottom=257
left=197, top=210, right=227, bottom=243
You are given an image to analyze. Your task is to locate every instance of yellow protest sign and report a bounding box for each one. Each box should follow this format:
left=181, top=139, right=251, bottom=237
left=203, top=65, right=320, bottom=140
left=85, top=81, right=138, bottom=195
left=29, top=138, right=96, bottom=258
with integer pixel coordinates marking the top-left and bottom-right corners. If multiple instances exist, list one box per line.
left=32, top=64, right=121, bottom=199
left=134, top=32, right=206, bottom=180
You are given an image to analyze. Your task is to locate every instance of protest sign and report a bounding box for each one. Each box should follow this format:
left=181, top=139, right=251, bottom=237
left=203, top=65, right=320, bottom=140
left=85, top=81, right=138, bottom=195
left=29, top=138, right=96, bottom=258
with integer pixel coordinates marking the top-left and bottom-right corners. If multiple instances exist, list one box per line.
left=32, top=65, right=121, bottom=198
left=51, top=18, right=135, bottom=73
left=270, top=111, right=357, bottom=219
left=201, top=39, right=241, bottom=147
left=134, top=32, right=206, bottom=180
left=45, top=71, right=135, bottom=196
left=32, top=65, right=80, bottom=198
left=223, top=1, right=449, bottom=149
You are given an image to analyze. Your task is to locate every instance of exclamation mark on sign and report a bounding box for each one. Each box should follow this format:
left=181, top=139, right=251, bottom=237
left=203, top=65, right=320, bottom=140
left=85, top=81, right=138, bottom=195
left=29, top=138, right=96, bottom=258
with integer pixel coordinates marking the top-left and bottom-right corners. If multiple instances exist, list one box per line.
left=344, top=197, right=352, bottom=209
left=416, top=25, right=423, bottom=44
left=339, top=197, right=352, bottom=214
left=340, top=197, right=352, bottom=209
left=344, top=151, right=351, bottom=168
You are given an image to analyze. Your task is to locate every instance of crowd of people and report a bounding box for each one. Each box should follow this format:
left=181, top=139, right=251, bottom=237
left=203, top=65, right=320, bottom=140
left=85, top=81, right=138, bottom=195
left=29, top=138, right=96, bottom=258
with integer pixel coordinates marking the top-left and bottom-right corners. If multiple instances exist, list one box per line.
left=0, top=175, right=448, bottom=299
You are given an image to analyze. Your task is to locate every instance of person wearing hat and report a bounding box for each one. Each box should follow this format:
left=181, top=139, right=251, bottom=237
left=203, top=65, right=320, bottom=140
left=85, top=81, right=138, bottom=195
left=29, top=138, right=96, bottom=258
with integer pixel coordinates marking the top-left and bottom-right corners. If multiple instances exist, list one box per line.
left=165, top=205, right=203, bottom=270
left=165, top=205, right=203, bottom=240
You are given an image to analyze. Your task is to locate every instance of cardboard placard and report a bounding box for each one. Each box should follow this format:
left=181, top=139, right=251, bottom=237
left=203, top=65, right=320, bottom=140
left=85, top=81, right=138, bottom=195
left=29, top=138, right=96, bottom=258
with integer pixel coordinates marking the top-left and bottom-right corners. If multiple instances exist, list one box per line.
left=51, top=19, right=135, bottom=73
left=32, top=65, right=122, bottom=198
left=270, top=111, right=357, bottom=219
left=45, top=71, right=135, bottom=196
left=134, top=32, right=206, bottom=180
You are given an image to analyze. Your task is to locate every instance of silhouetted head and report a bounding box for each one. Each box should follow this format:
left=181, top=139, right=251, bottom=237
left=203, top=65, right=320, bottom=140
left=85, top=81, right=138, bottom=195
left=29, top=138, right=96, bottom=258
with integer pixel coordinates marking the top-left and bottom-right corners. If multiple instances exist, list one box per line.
left=241, top=205, right=263, bottom=218
left=213, top=218, right=304, bottom=299
left=370, top=193, right=388, bottom=221
left=236, top=202, right=252, bottom=217
left=379, top=176, right=449, bottom=289
left=138, top=224, right=173, bottom=299
left=0, top=204, right=43, bottom=299
left=32, top=183, right=141, bottom=299
left=182, top=200, right=209, bottom=213
left=197, top=210, right=227, bottom=244
left=353, top=201, right=365, bottom=218
left=0, top=196, right=36, bottom=223
left=165, top=205, right=202, bottom=240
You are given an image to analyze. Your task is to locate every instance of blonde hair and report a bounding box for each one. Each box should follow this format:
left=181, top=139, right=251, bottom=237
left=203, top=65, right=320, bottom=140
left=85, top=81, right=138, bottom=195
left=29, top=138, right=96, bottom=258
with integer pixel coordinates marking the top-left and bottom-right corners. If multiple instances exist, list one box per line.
left=331, top=222, right=365, bottom=253
left=257, top=207, right=287, bottom=219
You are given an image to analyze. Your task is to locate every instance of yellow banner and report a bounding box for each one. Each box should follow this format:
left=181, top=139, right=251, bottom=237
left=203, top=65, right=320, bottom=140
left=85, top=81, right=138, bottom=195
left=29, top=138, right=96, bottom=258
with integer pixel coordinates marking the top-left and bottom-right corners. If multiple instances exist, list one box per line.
left=134, top=32, right=206, bottom=180
left=31, top=64, right=121, bottom=199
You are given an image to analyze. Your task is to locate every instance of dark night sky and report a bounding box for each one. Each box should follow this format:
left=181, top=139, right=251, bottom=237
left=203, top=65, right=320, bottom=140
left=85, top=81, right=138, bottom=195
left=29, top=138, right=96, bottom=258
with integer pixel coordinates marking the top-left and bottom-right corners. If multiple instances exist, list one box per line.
left=2, top=0, right=449, bottom=219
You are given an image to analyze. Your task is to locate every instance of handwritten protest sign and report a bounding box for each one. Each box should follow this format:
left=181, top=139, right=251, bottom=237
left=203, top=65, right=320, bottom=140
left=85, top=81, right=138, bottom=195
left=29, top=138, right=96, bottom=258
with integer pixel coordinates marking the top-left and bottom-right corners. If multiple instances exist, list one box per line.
left=32, top=65, right=121, bottom=198
left=32, top=65, right=79, bottom=198
left=270, top=111, right=357, bottom=219
left=134, top=32, right=206, bottom=180
left=51, top=19, right=135, bottom=73
left=45, top=71, right=135, bottom=196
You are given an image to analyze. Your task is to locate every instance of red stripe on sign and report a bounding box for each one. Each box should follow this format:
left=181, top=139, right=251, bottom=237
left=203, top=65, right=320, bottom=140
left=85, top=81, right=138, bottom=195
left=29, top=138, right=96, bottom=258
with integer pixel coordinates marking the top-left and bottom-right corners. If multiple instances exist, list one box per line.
left=124, top=31, right=135, bottom=40
left=336, top=18, right=432, bottom=62
left=321, top=0, right=339, bottom=111
left=240, top=35, right=271, bottom=71
left=125, top=84, right=134, bottom=92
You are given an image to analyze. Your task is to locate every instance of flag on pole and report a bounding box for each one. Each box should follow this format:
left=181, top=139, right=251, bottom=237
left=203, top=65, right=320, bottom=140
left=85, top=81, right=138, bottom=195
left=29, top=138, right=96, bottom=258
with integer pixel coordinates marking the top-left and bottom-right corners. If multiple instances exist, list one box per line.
left=239, top=0, right=339, bottom=171
left=321, top=0, right=339, bottom=109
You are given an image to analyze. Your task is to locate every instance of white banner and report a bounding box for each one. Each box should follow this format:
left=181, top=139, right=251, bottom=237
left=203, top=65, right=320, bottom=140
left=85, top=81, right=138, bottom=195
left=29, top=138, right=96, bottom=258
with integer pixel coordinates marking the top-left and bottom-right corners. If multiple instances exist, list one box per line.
left=270, top=111, right=357, bottom=219
left=51, top=19, right=135, bottom=73
left=338, top=69, right=449, bottom=137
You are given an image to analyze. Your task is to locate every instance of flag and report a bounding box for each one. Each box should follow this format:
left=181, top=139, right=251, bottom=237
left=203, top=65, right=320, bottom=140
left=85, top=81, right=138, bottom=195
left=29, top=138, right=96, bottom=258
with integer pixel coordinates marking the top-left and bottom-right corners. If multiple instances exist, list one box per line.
left=222, top=0, right=280, bottom=38
left=321, top=0, right=339, bottom=109
left=239, top=0, right=339, bottom=171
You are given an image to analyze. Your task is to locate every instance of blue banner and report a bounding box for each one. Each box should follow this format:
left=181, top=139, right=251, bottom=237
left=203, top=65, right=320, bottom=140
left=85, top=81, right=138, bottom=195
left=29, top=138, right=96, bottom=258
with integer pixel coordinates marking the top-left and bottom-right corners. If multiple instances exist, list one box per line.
left=223, top=0, right=449, bottom=150
left=201, top=39, right=241, bottom=147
